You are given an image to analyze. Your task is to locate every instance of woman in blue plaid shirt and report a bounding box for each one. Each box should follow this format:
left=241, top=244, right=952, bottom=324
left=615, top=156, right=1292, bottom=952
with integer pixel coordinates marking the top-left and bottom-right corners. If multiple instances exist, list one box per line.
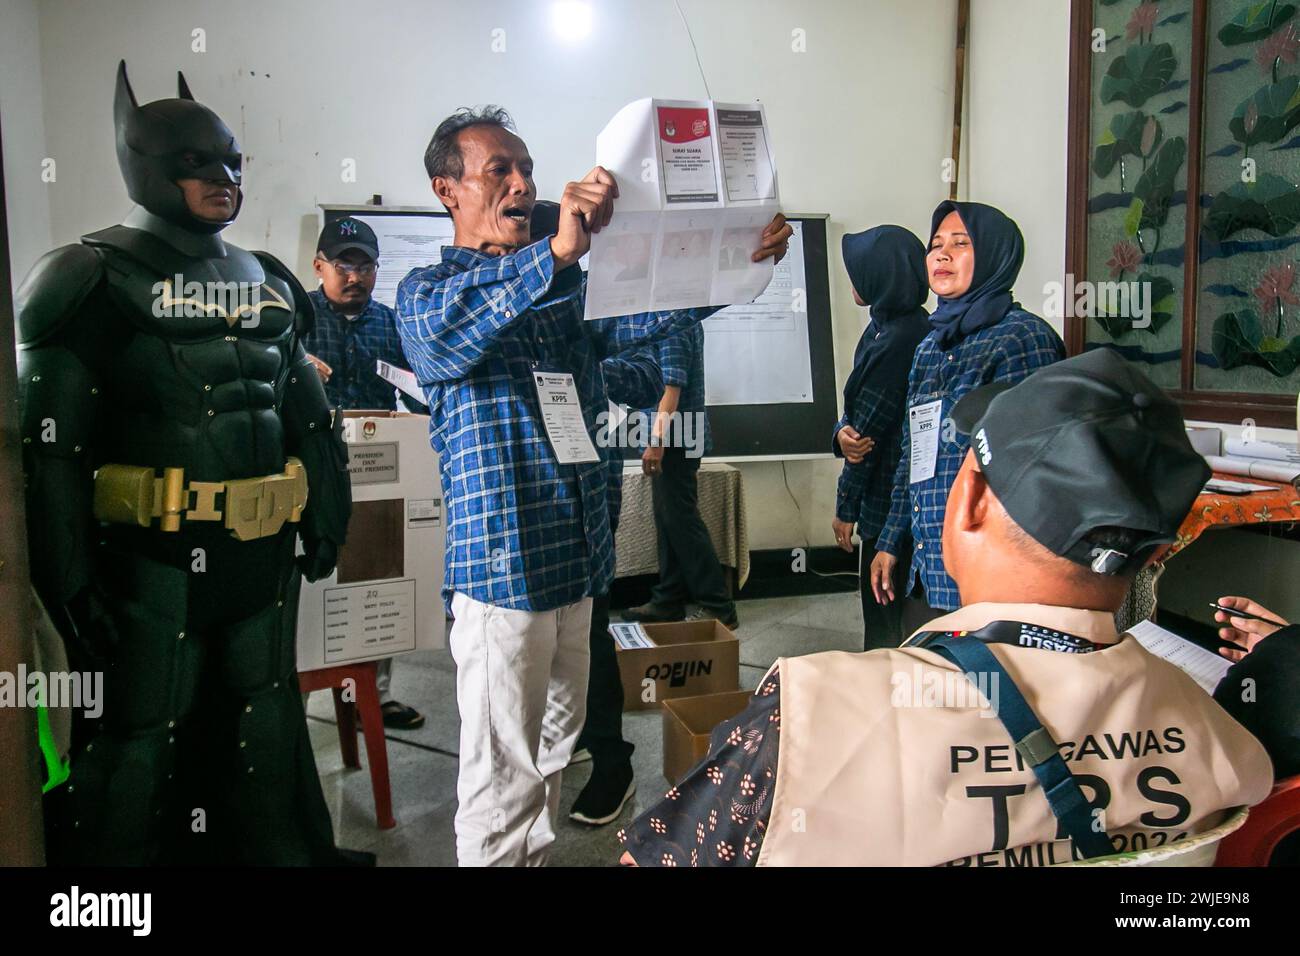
left=869, top=201, right=1065, bottom=628
left=831, top=225, right=931, bottom=650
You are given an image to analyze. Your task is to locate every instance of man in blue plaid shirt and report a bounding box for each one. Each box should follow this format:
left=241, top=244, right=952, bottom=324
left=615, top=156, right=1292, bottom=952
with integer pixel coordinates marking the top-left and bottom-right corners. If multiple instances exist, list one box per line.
left=303, top=217, right=427, bottom=730
left=394, top=107, right=790, bottom=866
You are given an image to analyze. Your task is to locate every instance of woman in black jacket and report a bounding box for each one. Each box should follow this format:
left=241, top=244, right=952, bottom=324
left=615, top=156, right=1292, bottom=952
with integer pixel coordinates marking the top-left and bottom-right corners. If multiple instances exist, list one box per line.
left=831, top=226, right=931, bottom=649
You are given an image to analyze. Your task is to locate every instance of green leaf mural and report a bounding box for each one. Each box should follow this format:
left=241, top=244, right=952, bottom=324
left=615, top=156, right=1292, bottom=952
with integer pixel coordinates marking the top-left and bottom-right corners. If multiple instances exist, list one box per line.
left=1229, top=75, right=1300, bottom=147
left=1203, top=172, right=1300, bottom=240
left=1100, top=43, right=1178, bottom=109
left=1095, top=273, right=1176, bottom=339
left=1094, top=111, right=1162, bottom=178
left=1126, top=136, right=1186, bottom=234
left=1218, top=1, right=1297, bottom=46
left=1212, top=308, right=1300, bottom=375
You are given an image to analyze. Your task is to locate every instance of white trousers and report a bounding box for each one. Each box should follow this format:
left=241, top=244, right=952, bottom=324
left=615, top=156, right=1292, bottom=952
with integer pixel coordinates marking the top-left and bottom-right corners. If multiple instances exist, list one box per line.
left=448, top=591, right=592, bottom=867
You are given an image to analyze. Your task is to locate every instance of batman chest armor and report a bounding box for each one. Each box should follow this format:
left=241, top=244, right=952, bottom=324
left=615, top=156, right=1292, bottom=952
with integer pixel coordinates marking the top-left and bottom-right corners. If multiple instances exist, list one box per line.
left=84, top=232, right=299, bottom=480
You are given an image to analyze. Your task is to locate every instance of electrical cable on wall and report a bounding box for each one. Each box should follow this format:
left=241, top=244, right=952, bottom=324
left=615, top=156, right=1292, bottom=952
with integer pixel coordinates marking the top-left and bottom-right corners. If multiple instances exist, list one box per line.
left=674, top=0, right=713, bottom=99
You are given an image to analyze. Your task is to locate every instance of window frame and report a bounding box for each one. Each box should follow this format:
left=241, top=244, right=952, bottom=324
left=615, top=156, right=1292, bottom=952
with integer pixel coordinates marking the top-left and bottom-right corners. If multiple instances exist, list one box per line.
left=1066, top=0, right=1298, bottom=428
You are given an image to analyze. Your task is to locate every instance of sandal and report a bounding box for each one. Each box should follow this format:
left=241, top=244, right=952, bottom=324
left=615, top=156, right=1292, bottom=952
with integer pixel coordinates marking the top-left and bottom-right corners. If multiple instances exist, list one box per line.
left=380, top=700, right=425, bottom=730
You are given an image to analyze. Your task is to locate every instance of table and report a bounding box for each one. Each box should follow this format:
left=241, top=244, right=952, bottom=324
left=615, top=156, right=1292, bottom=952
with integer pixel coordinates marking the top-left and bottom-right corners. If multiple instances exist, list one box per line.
left=614, top=462, right=750, bottom=590
left=1117, top=473, right=1300, bottom=631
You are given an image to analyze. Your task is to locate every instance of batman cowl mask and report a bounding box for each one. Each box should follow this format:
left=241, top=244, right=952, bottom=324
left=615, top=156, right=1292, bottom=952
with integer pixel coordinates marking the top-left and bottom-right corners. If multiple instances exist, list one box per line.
left=114, top=60, right=243, bottom=235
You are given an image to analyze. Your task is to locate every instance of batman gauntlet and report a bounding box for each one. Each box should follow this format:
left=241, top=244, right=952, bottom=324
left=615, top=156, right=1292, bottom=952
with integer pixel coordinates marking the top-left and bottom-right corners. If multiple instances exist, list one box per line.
left=283, top=349, right=351, bottom=582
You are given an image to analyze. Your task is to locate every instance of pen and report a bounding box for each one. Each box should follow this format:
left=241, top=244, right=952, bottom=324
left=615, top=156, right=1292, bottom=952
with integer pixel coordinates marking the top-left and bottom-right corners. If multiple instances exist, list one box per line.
left=1208, top=602, right=1288, bottom=628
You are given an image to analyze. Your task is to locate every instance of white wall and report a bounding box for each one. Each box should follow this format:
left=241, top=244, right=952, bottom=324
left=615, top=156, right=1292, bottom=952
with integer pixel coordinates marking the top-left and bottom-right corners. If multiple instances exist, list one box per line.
left=1, top=0, right=53, bottom=282
left=964, top=0, right=1070, bottom=338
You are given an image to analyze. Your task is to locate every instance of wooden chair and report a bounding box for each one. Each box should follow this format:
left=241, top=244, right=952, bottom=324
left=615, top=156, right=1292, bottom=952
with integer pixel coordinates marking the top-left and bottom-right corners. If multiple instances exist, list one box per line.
left=298, top=660, right=396, bottom=830
left=1216, top=776, right=1300, bottom=866
left=1062, top=807, right=1249, bottom=867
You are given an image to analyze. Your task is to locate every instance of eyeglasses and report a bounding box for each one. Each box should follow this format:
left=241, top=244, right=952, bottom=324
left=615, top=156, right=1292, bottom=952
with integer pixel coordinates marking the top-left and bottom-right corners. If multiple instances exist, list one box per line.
left=320, top=258, right=377, bottom=277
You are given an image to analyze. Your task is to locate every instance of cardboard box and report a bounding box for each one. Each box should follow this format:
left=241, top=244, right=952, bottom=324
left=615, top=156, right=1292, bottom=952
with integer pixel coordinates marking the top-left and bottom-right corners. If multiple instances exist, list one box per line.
left=662, top=690, right=754, bottom=783
left=615, top=619, right=739, bottom=711
left=296, top=412, right=445, bottom=671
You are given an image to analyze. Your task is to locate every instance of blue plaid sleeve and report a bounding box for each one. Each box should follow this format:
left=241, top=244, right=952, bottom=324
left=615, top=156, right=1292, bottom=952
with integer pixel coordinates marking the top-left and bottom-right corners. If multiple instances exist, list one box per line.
left=603, top=348, right=664, bottom=410
left=395, top=237, right=556, bottom=382
left=591, top=306, right=719, bottom=361
left=835, top=380, right=907, bottom=527
left=657, top=331, right=691, bottom=389
left=831, top=413, right=851, bottom=456
left=988, top=321, right=1067, bottom=385
left=874, top=359, right=919, bottom=559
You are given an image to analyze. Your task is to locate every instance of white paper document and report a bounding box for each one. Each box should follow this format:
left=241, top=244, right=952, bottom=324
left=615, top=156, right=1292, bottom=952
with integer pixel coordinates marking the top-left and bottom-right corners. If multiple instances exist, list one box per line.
left=717, top=106, right=776, bottom=202
left=909, top=399, right=943, bottom=484
left=328, top=212, right=455, bottom=309
left=322, top=579, right=417, bottom=664
left=609, top=622, right=654, bottom=650
left=585, top=98, right=780, bottom=321
left=703, top=219, right=813, bottom=406
left=1224, top=438, right=1300, bottom=463
left=533, top=371, right=600, bottom=464
left=375, top=360, right=425, bottom=403
left=1127, top=620, right=1231, bottom=695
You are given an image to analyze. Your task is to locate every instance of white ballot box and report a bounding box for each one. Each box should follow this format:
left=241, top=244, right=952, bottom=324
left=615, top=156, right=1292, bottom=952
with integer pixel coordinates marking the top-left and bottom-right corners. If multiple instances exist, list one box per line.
left=296, top=412, right=445, bottom=672
left=585, top=97, right=781, bottom=320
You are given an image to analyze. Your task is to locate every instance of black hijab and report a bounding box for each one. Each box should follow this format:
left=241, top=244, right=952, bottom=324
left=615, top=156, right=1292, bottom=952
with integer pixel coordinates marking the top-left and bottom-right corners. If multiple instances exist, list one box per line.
left=840, top=225, right=930, bottom=413
left=926, top=200, right=1024, bottom=350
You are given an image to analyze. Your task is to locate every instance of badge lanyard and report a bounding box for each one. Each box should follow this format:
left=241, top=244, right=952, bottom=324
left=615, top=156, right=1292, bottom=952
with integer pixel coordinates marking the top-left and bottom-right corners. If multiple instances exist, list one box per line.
left=910, top=623, right=1117, bottom=859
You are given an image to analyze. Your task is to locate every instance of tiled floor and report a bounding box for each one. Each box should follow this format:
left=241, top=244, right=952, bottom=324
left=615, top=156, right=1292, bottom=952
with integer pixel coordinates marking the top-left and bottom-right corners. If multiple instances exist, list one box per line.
left=306, top=592, right=864, bottom=866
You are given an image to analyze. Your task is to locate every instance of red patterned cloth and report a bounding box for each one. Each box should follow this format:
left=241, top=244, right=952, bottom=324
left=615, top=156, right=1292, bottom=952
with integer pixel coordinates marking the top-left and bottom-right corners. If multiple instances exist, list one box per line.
left=1171, top=474, right=1300, bottom=556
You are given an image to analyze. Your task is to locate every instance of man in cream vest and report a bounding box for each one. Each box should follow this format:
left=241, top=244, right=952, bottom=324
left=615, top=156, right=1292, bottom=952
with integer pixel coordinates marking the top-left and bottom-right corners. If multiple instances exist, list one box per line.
left=619, top=349, right=1273, bottom=867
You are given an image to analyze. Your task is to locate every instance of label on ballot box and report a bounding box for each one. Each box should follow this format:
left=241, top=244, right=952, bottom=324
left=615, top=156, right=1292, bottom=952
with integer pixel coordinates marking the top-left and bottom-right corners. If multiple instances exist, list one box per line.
left=296, top=412, right=445, bottom=671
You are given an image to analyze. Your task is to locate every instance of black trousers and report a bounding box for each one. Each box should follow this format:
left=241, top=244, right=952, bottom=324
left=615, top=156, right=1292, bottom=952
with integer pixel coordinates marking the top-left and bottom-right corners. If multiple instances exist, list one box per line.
left=649, top=448, right=733, bottom=614
left=900, top=586, right=946, bottom=639
left=860, top=535, right=907, bottom=651
left=578, top=594, right=634, bottom=767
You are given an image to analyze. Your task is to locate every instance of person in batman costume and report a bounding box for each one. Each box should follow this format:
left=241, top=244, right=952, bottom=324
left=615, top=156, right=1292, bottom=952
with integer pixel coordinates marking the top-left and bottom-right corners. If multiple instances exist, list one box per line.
left=14, top=62, right=353, bottom=865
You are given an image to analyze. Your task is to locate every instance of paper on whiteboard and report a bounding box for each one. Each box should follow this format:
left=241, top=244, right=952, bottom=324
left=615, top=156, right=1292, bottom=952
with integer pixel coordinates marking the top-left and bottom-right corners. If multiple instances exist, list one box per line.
left=1127, top=620, right=1231, bottom=695
left=702, top=219, right=813, bottom=406
left=585, top=98, right=779, bottom=321
left=376, top=360, right=425, bottom=403
left=328, top=212, right=456, bottom=309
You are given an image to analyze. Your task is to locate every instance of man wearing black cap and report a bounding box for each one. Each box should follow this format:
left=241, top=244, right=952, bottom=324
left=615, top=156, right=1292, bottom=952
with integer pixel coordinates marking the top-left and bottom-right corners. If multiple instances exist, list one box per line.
left=304, top=217, right=426, bottom=729
left=619, top=350, right=1273, bottom=866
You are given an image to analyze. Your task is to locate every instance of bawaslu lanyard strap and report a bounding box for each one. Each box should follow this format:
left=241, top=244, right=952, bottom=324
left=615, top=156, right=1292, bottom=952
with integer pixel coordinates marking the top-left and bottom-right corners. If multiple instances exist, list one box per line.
left=913, top=628, right=1116, bottom=860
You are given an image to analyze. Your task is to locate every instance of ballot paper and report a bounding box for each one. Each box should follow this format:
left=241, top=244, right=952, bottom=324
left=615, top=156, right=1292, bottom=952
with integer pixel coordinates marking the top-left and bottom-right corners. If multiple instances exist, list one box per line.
left=609, top=622, right=654, bottom=651
left=585, top=98, right=780, bottom=321
left=533, top=371, right=600, bottom=464
left=1127, top=620, right=1232, bottom=695
left=908, top=399, right=943, bottom=484
left=376, top=360, right=425, bottom=404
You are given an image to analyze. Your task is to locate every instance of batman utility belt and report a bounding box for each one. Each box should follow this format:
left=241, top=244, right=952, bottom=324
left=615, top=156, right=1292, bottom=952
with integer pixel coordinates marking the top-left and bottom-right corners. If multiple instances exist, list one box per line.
left=92, top=458, right=307, bottom=542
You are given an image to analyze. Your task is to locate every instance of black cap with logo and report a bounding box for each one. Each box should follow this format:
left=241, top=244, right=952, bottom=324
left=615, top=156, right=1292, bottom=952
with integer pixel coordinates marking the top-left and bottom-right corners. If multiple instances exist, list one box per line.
left=317, top=217, right=379, bottom=260
left=950, top=349, right=1210, bottom=575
